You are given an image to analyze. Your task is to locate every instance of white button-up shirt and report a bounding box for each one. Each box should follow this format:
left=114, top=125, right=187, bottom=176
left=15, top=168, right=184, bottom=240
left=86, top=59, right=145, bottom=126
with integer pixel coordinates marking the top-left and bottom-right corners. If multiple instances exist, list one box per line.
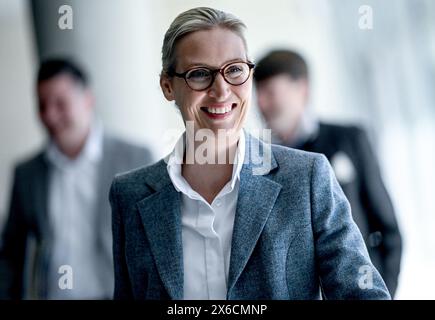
left=167, top=131, right=245, bottom=300
left=45, top=122, right=105, bottom=299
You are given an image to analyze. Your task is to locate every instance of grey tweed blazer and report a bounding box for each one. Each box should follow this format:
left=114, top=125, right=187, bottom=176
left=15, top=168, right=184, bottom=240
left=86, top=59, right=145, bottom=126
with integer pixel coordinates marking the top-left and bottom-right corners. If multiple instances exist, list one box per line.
left=109, top=132, right=390, bottom=300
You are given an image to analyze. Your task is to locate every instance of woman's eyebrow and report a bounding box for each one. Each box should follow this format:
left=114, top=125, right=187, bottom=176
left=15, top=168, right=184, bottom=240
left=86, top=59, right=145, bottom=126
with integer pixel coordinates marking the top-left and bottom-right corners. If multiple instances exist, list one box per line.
left=184, top=58, right=245, bottom=69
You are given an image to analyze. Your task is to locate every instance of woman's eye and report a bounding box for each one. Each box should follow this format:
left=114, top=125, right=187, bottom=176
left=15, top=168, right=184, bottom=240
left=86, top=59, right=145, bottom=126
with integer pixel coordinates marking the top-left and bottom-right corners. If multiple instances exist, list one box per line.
left=225, top=65, right=243, bottom=77
left=187, top=69, right=211, bottom=81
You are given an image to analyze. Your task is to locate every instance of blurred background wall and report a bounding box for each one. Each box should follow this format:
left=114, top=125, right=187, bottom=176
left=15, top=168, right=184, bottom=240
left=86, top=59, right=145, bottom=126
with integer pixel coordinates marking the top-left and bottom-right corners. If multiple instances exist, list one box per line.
left=0, top=0, right=434, bottom=299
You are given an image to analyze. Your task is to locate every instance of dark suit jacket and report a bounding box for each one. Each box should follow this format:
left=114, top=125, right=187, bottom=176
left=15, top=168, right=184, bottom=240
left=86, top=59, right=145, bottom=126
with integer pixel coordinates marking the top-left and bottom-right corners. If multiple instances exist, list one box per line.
left=0, top=134, right=152, bottom=299
left=296, top=122, right=402, bottom=296
left=109, top=132, right=390, bottom=300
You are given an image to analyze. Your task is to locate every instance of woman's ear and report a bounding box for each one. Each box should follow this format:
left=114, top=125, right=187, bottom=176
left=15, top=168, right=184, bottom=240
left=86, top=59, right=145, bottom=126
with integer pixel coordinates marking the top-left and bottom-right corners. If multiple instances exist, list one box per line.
left=160, top=74, right=175, bottom=101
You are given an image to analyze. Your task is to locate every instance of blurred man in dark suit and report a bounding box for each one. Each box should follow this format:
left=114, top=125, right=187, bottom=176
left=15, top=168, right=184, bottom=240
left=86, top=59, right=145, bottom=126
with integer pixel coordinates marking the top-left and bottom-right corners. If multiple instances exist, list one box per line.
left=254, top=50, right=402, bottom=297
left=0, top=58, right=153, bottom=299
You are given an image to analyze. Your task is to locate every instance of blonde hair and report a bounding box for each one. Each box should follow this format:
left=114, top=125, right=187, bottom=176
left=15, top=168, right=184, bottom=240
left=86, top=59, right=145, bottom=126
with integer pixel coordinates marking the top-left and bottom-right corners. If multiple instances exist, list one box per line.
left=161, top=7, right=248, bottom=75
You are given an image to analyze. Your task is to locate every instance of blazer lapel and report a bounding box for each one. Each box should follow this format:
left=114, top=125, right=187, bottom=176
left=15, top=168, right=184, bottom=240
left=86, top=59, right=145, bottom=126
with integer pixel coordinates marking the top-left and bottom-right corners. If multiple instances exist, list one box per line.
left=30, top=154, right=51, bottom=299
left=135, top=134, right=281, bottom=299
left=227, top=134, right=282, bottom=295
left=95, top=136, right=117, bottom=255
left=136, top=164, right=184, bottom=299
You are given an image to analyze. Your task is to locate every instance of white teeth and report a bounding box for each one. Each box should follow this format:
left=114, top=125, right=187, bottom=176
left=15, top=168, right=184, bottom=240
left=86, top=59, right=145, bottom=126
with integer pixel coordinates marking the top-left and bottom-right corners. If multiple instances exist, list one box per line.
left=205, top=105, right=233, bottom=114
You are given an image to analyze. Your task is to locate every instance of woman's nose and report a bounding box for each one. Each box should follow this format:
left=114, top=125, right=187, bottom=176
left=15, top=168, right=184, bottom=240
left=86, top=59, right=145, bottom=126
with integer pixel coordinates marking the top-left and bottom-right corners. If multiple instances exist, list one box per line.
left=208, top=73, right=231, bottom=100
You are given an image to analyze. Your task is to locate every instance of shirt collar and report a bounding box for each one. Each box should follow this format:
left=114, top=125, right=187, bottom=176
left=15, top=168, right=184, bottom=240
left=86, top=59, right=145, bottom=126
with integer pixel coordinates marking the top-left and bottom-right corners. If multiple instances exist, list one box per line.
left=46, top=120, right=103, bottom=169
left=166, top=129, right=246, bottom=197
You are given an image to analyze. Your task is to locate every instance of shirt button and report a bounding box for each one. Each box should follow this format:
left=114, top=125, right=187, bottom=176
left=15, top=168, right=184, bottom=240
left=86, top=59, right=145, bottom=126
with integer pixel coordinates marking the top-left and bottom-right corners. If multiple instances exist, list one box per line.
left=215, top=199, right=222, bottom=207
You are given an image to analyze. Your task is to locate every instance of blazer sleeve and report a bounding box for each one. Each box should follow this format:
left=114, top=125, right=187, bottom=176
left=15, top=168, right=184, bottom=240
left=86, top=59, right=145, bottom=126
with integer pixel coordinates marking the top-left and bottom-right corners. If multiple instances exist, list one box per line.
left=353, top=127, right=402, bottom=297
left=0, top=167, right=28, bottom=299
left=310, top=154, right=391, bottom=299
left=109, top=177, right=134, bottom=300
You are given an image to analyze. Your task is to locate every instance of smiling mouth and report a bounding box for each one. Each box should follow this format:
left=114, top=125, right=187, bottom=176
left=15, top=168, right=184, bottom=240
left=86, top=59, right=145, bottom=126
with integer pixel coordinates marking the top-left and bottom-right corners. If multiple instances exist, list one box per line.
left=201, top=103, right=237, bottom=117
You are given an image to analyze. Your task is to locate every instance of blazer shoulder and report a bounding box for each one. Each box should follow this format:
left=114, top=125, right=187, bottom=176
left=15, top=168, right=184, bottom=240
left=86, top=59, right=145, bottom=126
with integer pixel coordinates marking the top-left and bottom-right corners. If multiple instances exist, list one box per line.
left=103, top=134, right=152, bottom=160
left=320, top=122, right=367, bottom=138
left=268, top=143, right=329, bottom=188
left=110, top=159, right=167, bottom=204
left=13, top=151, right=47, bottom=178
left=271, top=143, right=325, bottom=172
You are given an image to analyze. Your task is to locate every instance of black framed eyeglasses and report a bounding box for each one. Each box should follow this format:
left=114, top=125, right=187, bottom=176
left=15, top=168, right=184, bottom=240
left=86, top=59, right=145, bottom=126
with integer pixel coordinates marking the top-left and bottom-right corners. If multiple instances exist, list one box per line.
left=168, top=61, right=255, bottom=91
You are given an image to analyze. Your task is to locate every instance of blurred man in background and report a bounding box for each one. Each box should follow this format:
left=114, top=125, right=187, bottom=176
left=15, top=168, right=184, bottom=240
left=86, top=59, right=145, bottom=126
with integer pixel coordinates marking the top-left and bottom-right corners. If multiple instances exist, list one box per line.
left=0, top=58, right=152, bottom=299
left=254, top=49, right=402, bottom=297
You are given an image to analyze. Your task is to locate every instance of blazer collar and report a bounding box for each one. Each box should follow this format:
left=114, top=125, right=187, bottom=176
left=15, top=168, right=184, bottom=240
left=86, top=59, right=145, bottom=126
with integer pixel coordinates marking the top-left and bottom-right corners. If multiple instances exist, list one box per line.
left=143, top=130, right=278, bottom=192
left=136, top=183, right=183, bottom=299
left=136, top=132, right=281, bottom=299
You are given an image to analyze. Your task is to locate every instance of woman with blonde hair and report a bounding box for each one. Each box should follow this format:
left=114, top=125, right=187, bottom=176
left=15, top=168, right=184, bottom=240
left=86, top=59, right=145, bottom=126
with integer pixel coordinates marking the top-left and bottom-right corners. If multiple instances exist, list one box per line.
left=109, top=7, right=390, bottom=300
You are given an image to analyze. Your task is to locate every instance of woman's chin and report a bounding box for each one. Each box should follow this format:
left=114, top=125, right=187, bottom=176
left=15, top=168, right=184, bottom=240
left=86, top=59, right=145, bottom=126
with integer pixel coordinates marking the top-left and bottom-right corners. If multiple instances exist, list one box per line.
left=204, top=123, right=240, bottom=135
